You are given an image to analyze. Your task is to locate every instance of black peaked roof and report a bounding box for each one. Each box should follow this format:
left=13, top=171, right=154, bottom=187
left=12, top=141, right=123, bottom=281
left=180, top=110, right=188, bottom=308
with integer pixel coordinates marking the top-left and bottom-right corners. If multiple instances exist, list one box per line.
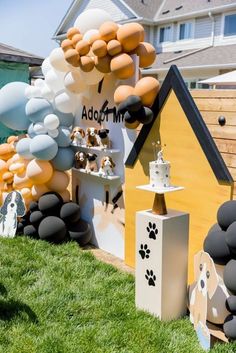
left=125, top=65, right=233, bottom=184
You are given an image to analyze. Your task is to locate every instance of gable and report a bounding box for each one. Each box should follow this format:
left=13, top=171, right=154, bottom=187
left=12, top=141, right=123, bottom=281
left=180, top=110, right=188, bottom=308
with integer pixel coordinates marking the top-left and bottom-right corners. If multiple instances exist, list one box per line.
left=54, top=0, right=137, bottom=38
left=125, top=65, right=233, bottom=184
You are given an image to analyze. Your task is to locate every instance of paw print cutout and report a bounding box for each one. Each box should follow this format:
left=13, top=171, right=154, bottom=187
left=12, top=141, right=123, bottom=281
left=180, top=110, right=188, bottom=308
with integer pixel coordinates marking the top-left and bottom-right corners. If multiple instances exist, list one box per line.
left=146, top=222, right=158, bottom=240
left=145, top=270, right=156, bottom=286
left=139, top=244, right=150, bottom=259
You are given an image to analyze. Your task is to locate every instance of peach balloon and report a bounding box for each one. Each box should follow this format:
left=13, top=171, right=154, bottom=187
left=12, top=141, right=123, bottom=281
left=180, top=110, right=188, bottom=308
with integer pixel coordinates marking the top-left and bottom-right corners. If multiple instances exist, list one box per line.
left=46, top=170, right=70, bottom=192
left=13, top=172, right=33, bottom=189
left=99, top=21, right=118, bottom=42
left=94, top=55, right=111, bottom=73
left=9, top=162, right=26, bottom=174
left=80, top=56, right=95, bottom=72
left=21, top=187, right=32, bottom=199
left=61, top=39, right=74, bottom=52
left=75, top=40, right=90, bottom=56
left=65, top=49, right=80, bottom=67
left=134, top=77, right=160, bottom=107
left=71, top=33, right=83, bottom=47
left=134, top=42, right=156, bottom=68
left=125, top=120, right=140, bottom=129
left=0, top=143, right=15, bottom=161
left=2, top=171, right=14, bottom=184
left=31, top=184, right=50, bottom=200
left=117, top=23, right=144, bottom=52
left=92, top=40, right=107, bottom=58
left=7, top=136, right=18, bottom=144
left=26, top=159, right=53, bottom=185
left=107, top=39, right=122, bottom=56
left=59, top=189, right=71, bottom=202
left=67, top=27, right=80, bottom=40
left=0, top=159, right=8, bottom=178
left=88, top=32, right=101, bottom=45
left=114, top=85, right=134, bottom=105
left=110, top=53, right=135, bottom=79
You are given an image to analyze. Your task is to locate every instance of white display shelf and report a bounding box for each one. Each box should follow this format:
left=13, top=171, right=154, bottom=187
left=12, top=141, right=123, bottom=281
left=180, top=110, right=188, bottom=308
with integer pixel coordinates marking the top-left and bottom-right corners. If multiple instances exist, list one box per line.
left=71, top=143, right=120, bottom=154
left=72, top=168, right=120, bottom=182
left=136, top=184, right=184, bottom=194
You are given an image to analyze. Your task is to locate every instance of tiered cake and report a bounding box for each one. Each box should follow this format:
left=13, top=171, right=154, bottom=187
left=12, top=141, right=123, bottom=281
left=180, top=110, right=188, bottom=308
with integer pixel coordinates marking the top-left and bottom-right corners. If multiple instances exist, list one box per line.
left=149, top=149, right=170, bottom=188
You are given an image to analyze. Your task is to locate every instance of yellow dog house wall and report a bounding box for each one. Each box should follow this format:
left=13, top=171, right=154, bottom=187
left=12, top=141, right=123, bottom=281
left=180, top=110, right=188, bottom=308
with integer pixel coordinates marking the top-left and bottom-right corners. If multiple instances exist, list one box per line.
left=125, top=65, right=233, bottom=281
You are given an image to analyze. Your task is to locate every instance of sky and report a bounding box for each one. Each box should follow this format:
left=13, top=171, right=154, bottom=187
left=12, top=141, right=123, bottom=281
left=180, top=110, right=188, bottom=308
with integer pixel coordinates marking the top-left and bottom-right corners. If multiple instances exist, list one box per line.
left=0, top=0, right=73, bottom=58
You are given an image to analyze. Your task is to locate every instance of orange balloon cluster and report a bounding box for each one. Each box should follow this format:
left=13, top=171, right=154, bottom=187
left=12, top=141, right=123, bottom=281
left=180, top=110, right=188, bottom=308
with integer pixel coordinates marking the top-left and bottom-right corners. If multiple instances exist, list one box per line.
left=61, top=21, right=156, bottom=80
left=0, top=136, right=70, bottom=207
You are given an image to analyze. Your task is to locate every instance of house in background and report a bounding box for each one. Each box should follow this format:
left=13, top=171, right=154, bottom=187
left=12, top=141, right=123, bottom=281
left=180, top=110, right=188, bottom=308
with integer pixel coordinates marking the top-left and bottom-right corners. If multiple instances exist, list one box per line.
left=53, top=0, right=236, bottom=89
left=0, top=42, right=43, bottom=141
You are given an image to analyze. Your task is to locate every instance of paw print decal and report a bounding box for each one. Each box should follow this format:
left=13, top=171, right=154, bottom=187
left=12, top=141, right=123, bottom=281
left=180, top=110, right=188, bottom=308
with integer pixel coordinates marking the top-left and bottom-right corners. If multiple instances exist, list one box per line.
left=139, top=244, right=150, bottom=259
left=146, top=222, right=158, bottom=240
left=145, top=270, right=156, bottom=286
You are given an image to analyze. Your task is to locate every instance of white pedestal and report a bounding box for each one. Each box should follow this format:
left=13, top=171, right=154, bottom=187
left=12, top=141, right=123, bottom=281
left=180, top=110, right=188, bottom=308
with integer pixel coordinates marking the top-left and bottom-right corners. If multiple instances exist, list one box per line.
left=135, top=209, right=189, bottom=320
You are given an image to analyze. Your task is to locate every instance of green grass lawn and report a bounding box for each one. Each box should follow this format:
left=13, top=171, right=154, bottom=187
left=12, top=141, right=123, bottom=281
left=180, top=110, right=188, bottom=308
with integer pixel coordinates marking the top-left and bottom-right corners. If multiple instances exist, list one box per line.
left=0, top=237, right=235, bottom=353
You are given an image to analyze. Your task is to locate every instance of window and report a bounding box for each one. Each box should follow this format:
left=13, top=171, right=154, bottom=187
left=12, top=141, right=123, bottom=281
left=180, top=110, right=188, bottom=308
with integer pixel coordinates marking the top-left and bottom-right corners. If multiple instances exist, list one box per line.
left=159, top=26, right=172, bottom=43
left=179, top=22, right=192, bottom=40
left=224, top=14, right=236, bottom=36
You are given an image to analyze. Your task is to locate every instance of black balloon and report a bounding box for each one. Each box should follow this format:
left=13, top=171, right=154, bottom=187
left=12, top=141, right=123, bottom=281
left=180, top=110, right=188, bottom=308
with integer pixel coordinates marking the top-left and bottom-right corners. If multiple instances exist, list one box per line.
left=125, top=95, right=142, bottom=112
left=208, top=223, right=222, bottom=234
left=23, top=225, right=39, bottom=239
left=226, top=296, right=236, bottom=314
left=60, top=202, right=80, bottom=224
left=217, top=200, right=236, bottom=231
left=203, top=229, right=231, bottom=265
left=226, top=222, right=236, bottom=253
left=29, top=201, right=39, bottom=213
left=124, top=111, right=137, bottom=124
left=68, top=219, right=92, bottom=246
left=136, top=106, right=153, bottom=124
left=38, top=193, right=63, bottom=216
left=224, top=260, right=236, bottom=294
left=223, top=314, right=236, bottom=339
left=29, top=211, right=44, bottom=225
left=16, top=222, right=24, bottom=235
left=38, top=216, right=67, bottom=243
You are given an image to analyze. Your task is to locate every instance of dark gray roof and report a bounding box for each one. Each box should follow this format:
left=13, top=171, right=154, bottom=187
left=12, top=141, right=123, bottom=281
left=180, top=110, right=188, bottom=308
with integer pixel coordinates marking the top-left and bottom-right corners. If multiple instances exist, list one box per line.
left=148, top=44, right=236, bottom=71
left=124, top=0, right=163, bottom=20
left=0, top=42, right=44, bottom=66
left=155, top=0, right=236, bottom=21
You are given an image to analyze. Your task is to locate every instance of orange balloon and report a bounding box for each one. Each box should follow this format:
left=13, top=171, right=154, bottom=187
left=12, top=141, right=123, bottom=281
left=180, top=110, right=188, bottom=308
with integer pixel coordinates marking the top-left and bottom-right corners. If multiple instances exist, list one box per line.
left=31, top=184, right=50, bottom=200
left=0, top=159, right=8, bottom=178
left=67, top=27, right=80, bottom=40
left=88, top=33, right=101, bottom=45
left=99, top=21, right=119, bottom=42
left=75, top=40, right=90, bottom=56
left=13, top=172, right=33, bottom=189
left=125, top=120, right=140, bottom=129
left=110, top=53, right=135, bottom=79
left=71, top=33, right=83, bottom=47
left=134, top=42, right=156, bottom=68
left=61, top=39, right=74, bottom=52
left=2, top=171, right=14, bottom=184
left=9, top=161, right=26, bottom=174
left=59, top=189, right=71, bottom=203
left=46, top=170, right=70, bottom=192
left=26, top=160, right=53, bottom=185
left=64, top=49, right=80, bottom=67
left=94, top=55, right=111, bottom=73
left=134, top=77, right=160, bottom=107
left=7, top=135, right=18, bottom=144
left=92, top=40, right=107, bottom=58
left=0, top=143, right=15, bottom=161
left=107, top=39, right=122, bottom=56
left=80, top=56, right=95, bottom=72
left=114, top=85, right=134, bottom=105
left=117, top=23, right=144, bottom=52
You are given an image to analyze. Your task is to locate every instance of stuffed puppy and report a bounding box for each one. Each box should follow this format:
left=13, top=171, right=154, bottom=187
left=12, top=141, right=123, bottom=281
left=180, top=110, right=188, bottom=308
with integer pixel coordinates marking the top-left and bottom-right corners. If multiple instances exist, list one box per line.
left=86, top=127, right=99, bottom=147
left=71, top=127, right=85, bottom=146
left=98, top=129, right=110, bottom=149
left=74, top=151, right=87, bottom=169
left=99, top=156, right=116, bottom=176
left=85, top=153, right=98, bottom=173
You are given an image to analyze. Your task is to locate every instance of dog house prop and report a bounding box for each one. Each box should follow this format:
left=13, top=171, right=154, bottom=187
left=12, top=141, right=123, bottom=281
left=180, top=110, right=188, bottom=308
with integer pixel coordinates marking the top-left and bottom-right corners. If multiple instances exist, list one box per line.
left=125, top=65, right=233, bottom=282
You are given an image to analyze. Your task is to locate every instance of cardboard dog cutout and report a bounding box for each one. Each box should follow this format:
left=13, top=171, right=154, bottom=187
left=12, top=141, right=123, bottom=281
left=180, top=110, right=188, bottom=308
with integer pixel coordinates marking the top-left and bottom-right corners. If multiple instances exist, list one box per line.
left=0, top=191, right=26, bottom=238
left=189, top=251, right=219, bottom=350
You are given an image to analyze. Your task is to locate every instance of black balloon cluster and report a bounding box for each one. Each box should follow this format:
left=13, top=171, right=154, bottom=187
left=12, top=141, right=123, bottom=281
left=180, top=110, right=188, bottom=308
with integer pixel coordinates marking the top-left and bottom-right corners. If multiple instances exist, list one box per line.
left=204, top=200, right=236, bottom=339
left=118, top=95, right=154, bottom=125
left=17, top=192, right=92, bottom=246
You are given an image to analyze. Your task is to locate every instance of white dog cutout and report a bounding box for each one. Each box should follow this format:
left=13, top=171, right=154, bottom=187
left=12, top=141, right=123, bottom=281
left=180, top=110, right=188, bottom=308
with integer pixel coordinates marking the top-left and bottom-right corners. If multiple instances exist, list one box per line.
left=0, top=191, right=26, bottom=238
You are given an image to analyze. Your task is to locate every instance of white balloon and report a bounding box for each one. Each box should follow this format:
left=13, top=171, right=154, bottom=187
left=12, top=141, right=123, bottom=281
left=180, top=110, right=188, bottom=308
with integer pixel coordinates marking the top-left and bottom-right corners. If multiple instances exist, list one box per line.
left=25, top=86, right=42, bottom=99
left=41, top=85, right=54, bottom=101
left=49, top=47, right=69, bottom=72
left=41, top=57, right=52, bottom=76
left=44, top=114, right=60, bottom=130
left=74, top=9, right=112, bottom=34
left=45, top=68, right=65, bottom=93
left=48, top=128, right=59, bottom=138
left=54, top=90, right=80, bottom=114
left=34, top=79, right=45, bottom=88
left=64, top=70, right=87, bottom=94
left=83, top=29, right=99, bottom=42
left=33, top=122, right=47, bottom=135
left=80, top=67, right=104, bottom=85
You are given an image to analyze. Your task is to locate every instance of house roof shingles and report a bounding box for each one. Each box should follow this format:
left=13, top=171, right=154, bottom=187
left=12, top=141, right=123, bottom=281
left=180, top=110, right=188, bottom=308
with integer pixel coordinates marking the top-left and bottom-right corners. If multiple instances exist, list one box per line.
left=124, top=0, right=163, bottom=20
left=0, top=42, right=43, bottom=66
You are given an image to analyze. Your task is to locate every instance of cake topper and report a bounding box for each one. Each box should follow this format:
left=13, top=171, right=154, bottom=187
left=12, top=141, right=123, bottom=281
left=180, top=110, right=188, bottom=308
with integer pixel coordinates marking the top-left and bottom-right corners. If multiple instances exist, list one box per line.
left=152, top=141, right=166, bottom=163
